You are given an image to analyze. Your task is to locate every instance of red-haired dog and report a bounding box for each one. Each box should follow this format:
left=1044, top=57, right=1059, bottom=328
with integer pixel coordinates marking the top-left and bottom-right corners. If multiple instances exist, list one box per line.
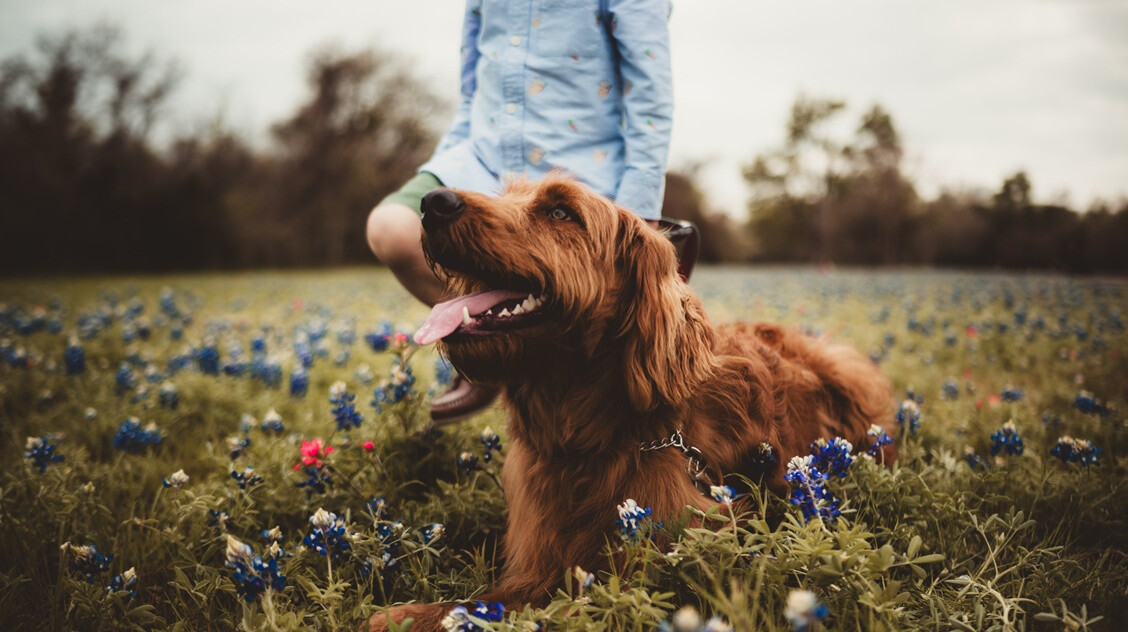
left=368, top=174, right=894, bottom=630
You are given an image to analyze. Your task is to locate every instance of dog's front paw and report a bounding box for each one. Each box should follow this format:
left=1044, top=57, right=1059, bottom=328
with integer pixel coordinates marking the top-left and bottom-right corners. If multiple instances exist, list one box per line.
left=365, top=603, right=451, bottom=632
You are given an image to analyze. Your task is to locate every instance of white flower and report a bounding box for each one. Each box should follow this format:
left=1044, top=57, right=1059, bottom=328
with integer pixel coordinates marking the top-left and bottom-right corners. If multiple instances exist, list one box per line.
left=84, top=407, right=97, bottom=420
left=263, top=409, right=282, bottom=425
left=672, top=605, right=702, bottom=632
left=709, top=485, right=733, bottom=504
left=25, top=436, right=45, bottom=451
left=787, top=455, right=814, bottom=473
left=225, top=535, right=253, bottom=567
left=309, top=508, right=334, bottom=531
left=164, top=469, right=189, bottom=489
left=867, top=423, right=884, bottom=437
left=263, top=526, right=283, bottom=541
left=481, top=426, right=498, bottom=442
left=785, top=589, right=825, bottom=630
left=329, top=380, right=348, bottom=401
left=703, top=616, right=733, bottom=632
left=121, top=567, right=137, bottom=586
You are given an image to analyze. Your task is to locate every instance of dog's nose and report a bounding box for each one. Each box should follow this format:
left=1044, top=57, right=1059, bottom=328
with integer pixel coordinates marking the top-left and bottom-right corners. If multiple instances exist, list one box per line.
left=420, top=189, right=465, bottom=232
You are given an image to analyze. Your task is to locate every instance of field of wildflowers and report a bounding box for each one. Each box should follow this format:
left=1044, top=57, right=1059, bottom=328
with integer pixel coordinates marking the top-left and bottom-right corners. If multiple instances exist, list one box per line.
left=1, top=267, right=1125, bottom=631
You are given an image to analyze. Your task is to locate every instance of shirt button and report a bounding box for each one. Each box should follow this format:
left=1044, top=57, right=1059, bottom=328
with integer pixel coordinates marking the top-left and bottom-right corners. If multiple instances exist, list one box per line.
left=510, top=36, right=521, bottom=46
left=505, top=103, right=518, bottom=114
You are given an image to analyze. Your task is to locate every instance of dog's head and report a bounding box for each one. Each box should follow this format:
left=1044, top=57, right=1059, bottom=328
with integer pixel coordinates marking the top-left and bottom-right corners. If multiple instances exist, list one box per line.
left=415, top=174, right=715, bottom=411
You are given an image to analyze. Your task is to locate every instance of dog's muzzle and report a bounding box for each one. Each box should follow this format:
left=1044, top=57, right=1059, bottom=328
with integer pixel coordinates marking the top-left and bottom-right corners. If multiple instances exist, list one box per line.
left=421, top=189, right=465, bottom=233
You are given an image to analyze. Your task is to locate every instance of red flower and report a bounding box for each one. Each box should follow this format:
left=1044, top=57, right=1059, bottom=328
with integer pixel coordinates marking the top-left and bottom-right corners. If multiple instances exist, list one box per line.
left=296, top=439, right=333, bottom=470
left=363, top=441, right=375, bottom=452
left=966, top=325, right=978, bottom=338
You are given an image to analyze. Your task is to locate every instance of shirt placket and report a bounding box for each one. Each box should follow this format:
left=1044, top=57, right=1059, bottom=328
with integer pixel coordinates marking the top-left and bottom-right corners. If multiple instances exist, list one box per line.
left=500, top=0, right=531, bottom=178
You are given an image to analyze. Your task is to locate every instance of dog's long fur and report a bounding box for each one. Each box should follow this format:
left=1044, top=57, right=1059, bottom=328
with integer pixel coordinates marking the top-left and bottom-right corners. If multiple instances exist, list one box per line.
left=368, top=175, right=894, bottom=631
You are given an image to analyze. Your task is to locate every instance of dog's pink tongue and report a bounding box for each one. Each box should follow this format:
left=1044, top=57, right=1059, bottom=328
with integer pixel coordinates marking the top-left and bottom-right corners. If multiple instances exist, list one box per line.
left=413, top=289, right=528, bottom=345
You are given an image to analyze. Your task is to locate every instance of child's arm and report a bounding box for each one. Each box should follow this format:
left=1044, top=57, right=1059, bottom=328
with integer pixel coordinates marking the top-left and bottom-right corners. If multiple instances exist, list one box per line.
left=433, top=1, right=483, bottom=154
left=607, top=0, right=674, bottom=221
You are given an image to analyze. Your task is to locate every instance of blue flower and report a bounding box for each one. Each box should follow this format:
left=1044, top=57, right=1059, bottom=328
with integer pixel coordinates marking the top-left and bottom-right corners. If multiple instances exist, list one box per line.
left=941, top=378, right=959, bottom=400
left=113, top=418, right=163, bottom=453
left=115, top=363, right=135, bottom=394
left=260, top=409, right=285, bottom=434
left=208, top=509, right=230, bottom=529
left=421, top=523, right=445, bottom=546
left=329, top=381, right=363, bottom=431
left=63, top=543, right=113, bottom=583
left=809, top=437, right=854, bottom=478
left=293, top=465, right=332, bottom=499
left=24, top=436, right=64, bottom=473
left=963, top=447, right=991, bottom=470
left=709, top=484, right=735, bottom=505
left=106, top=566, right=137, bottom=598
left=158, top=381, right=179, bottom=409
left=784, top=589, right=828, bottom=631
left=64, top=337, right=85, bottom=375
left=1050, top=436, right=1101, bottom=467
left=457, top=451, right=481, bottom=474
left=865, top=424, right=894, bottom=458
left=162, top=469, right=189, bottom=489
left=480, top=426, right=502, bottom=462
left=895, top=400, right=921, bottom=435
left=290, top=366, right=309, bottom=398
left=225, top=536, right=285, bottom=602
left=615, top=498, right=654, bottom=541
left=989, top=420, right=1024, bottom=456
left=196, top=340, right=220, bottom=375
left=371, top=360, right=416, bottom=412
left=1000, top=384, right=1024, bottom=402
left=365, top=322, right=394, bottom=352
left=228, top=435, right=251, bottom=459
left=784, top=456, right=841, bottom=523
left=231, top=466, right=263, bottom=490
left=1074, top=390, right=1112, bottom=417
left=303, top=508, right=351, bottom=561
left=904, top=386, right=923, bottom=404
left=441, top=602, right=505, bottom=631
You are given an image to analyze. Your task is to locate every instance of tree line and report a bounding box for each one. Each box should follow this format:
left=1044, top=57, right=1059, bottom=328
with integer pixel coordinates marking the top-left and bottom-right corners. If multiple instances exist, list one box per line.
left=1, top=26, right=1124, bottom=275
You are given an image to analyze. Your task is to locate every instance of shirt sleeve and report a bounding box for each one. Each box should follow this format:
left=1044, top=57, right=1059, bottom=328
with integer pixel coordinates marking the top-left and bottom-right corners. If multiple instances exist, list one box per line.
left=607, top=0, right=674, bottom=220
left=431, top=1, right=482, bottom=155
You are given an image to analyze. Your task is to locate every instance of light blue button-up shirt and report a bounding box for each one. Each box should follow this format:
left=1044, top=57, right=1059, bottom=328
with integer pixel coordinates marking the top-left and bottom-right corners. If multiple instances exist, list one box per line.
left=419, top=0, right=673, bottom=220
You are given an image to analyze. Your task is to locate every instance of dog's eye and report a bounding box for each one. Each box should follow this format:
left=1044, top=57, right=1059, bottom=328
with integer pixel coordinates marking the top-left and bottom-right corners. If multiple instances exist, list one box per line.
left=549, top=207, right=573, bottom=222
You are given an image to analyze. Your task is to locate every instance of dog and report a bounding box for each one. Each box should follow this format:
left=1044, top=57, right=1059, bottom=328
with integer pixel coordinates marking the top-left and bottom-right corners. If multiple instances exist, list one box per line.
left=369, top=174, right=894, bottom=631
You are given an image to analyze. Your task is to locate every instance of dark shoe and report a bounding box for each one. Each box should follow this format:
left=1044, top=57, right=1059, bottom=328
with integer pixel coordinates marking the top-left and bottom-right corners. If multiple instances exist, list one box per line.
left=430, top=374, right=501, bottom=426
left=658, top=218, right=700, bottom=281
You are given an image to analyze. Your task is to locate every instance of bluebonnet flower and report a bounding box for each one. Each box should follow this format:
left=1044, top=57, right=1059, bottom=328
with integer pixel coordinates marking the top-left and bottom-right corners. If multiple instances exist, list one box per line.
left=895, top=400, right=921, bottom=435
left=337, top=319, right=357, bottom=345
left=366, top=497, right=387, bottom=519
left=421, top=523, right=445, bottom=545
left=225, top=536, right=286, bottom=602
left=303, top=508, right=351, bottom=560
left=239, top=413, right=256, bottom=433
left=904, top=386, right=923, bottom=404
left=942, top=378, right=959, bottom=400
left=709, top=485, right=734, bottom=505
left=24, top=436, right=64, bottom=473
left=290, top=366, right=309, bottom=398
left=963, top=447, right=990, bottom=470
left=334, top=350, right=350, bottom=367
left=435, top=356, right=455, bottom=388
left=784, top=456, right=841, bottom=523
left=158, top=381, right=179, bottom=409
left=329, top=381, right=363, bottom=431
left=251, top=335, right=266, bottom=354
left=1050, top=436, right=1101, bottom=467
left=84, top=407, right=98, bottom=421
left=1041, top=412, right=1063, bottom=426
left=1074, top=390, right=1112, bottom=417
left=989, top=420, right=1024, bottom=456
left=371, top=360, right=416, bottom=411
left=260, top=409, right=285, bottom=434
left=1000, top=384, right=1024, bottom=402
left=63, top=543, right=113, bottom=583
left=64, top=337, right=85, bottom=375
left=197, top=340, right=220, bottom=375
left=144, top=364, right=163, bottom=384
left=159, top=287, right=180, bottom=318
left=458, top=451, right=481, bottom=474
left=115, top=363, right=135, bottom=394
left=441, top=602, right=505, bottom=631
left=616, top=499, right=654, bottom=541
left=261, top=526, right=283, bottom=542
left=365, top=322, right=394, bottom=351
left=106, top=566, right=137, bottom=598
left=865, top=424, right=894, bottom=458
left=228, top=435, right=251, bottom=459
left=167, top=348, right=193, bottom=374
left=162, top=469, right=189, bottom=489
left=354, top=363, right=374, bottom=385
left=751, top=442, right=778, bottom=468
left=223, top=347, right=247, bottom=376
left=208, top=509, right=230, bottom=529
left=294, top=335, right=313, bottom=369
left=809, top=437, right=854, bottom=478
left=480, top=426, right=502, bottom=462
left=231, top=466, right=263, bottom=490
left=113, top=418, right=163, bottom=453
left=784, top=589, right=828, bottom=631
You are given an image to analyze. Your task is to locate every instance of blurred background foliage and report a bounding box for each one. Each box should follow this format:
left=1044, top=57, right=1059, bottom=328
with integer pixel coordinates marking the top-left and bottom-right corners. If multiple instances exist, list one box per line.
left=2, top=25, right=1126, bottom=276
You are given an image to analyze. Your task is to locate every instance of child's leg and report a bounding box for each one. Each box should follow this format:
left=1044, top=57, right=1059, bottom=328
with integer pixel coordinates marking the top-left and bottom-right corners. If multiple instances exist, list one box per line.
left=365, top=202, right=446, bottom=306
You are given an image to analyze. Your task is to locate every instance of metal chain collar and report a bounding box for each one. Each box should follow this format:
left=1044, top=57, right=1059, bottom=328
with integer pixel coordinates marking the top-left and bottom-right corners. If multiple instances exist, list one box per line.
left=639, top=428, right=714, bottom=492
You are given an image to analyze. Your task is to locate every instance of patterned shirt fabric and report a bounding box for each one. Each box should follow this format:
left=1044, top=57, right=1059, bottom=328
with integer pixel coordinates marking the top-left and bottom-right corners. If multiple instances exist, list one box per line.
left=419, top=0, right=673, bottom=220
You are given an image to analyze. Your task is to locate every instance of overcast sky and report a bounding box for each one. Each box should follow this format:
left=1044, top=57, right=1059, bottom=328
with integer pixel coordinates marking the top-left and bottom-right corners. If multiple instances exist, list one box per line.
left=2, top=0, right=1126, bottom=215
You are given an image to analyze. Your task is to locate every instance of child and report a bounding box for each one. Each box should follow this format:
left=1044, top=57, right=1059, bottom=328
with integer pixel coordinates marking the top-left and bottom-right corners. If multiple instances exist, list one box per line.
left=366, top=0, right=675, bottom=424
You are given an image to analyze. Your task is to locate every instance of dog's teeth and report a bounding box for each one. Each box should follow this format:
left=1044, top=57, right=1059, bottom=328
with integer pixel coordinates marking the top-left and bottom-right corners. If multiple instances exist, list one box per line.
left=462, top=306, right=473, bottom=325
left=486, top=309, right=492, bottom=316
left=512, top=304, right=525, bottom=315
left=499, top=308, right=510, bottom=318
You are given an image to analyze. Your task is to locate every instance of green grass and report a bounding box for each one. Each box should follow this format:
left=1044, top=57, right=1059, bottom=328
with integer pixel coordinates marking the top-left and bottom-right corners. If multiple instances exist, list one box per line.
left=0, top=267, right=1125, bottom=631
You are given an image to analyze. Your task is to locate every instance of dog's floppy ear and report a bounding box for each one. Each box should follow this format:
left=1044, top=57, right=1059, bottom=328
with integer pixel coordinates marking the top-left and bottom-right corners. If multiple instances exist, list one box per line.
left=615, top=211, right=717, bottom=412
